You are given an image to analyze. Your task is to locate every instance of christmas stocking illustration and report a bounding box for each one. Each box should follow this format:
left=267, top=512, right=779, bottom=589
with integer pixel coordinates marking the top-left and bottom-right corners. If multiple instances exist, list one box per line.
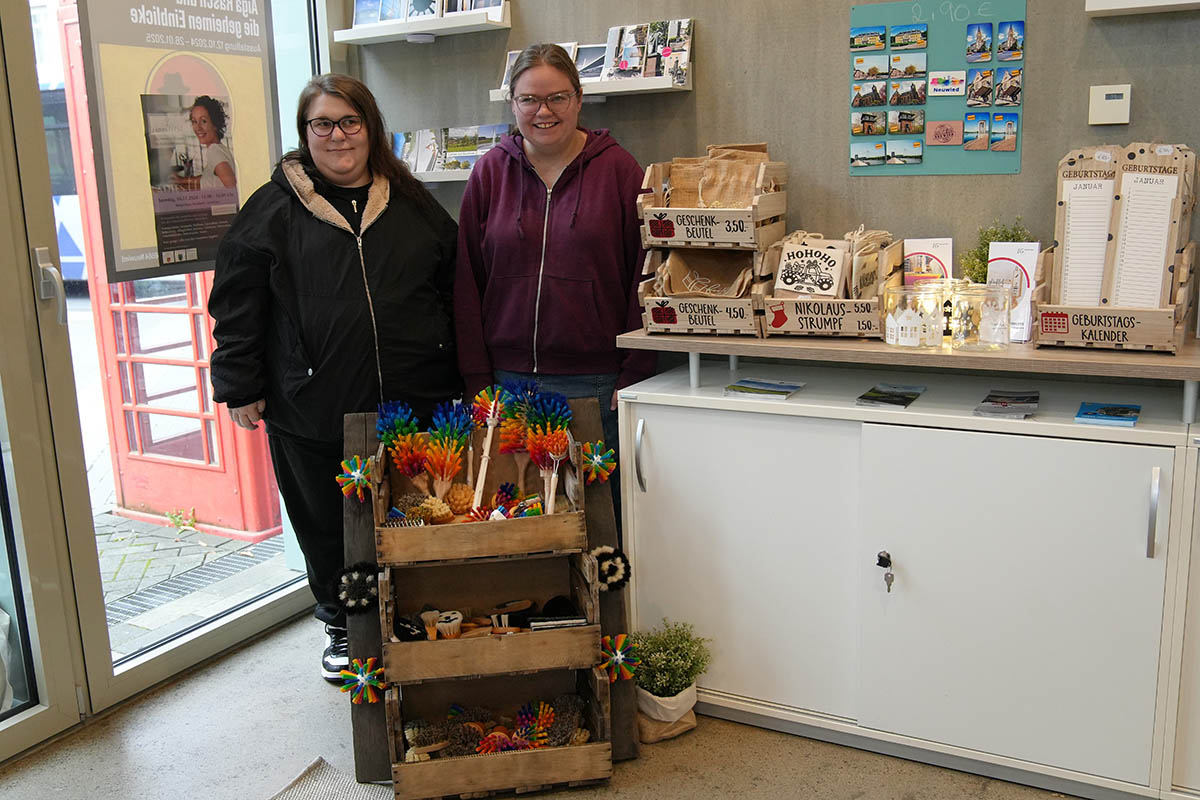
left=768, top=301, right=787, bottom=328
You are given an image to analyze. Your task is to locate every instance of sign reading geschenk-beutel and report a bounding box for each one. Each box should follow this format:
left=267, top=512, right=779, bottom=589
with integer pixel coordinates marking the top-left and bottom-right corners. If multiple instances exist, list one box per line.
left=79, top=1, right=278, bottom=282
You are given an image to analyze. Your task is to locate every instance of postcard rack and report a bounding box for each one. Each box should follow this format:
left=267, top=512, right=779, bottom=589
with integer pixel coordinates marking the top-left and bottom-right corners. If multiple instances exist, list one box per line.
left=372, top=433, right=612, bottom=800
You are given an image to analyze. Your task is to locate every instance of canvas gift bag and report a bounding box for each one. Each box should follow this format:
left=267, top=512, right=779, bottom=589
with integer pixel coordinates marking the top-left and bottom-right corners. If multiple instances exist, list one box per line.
left=697, top=158, right=759, bottom=209
left=667, top=161, right=703, bottom=208
left=655, top=249, right=756, bottom=298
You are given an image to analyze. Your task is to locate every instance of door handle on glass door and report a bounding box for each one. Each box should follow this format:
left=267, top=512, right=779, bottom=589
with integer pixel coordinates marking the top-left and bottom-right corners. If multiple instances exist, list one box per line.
left=32, top=246, right=66, bottom=326
left=1146, top=466, right=1161, bottom=559
left=634, top=418, right=647, bottom=492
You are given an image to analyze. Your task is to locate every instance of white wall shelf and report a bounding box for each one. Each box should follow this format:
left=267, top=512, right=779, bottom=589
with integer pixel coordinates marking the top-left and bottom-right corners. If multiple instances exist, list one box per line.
left=1085, top=0, right=1200, bottom=15
left=333, top=3, right=509, bottom=45
left=413, top=170, right=471, bottom=183
left=488, top=73, right=693, bottom=103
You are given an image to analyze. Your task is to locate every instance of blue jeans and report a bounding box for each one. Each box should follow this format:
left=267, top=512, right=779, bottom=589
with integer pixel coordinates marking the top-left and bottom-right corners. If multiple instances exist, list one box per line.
left=494, top=370, right=621, bottom=539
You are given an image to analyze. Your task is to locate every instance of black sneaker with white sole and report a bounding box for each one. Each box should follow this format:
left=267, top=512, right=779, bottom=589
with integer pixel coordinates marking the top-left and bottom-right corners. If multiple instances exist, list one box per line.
left=321, top=625, right=349, bottom=683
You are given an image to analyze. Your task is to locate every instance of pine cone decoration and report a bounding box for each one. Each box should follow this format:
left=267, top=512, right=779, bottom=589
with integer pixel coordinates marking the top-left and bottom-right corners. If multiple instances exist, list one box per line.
left=445, top=483, right=473, bottom=515
left=421, top=497, right=454, bottom=525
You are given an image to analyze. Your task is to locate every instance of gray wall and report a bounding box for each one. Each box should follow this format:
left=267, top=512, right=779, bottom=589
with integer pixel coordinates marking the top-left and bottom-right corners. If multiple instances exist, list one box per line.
left=349, top=0, right=1200, bottom=256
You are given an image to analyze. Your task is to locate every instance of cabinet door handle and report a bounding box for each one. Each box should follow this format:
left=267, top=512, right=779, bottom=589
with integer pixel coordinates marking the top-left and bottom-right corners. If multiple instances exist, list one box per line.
left=1146, top=466, right=1161, bottom=559
left=634, top=418, right=647, bottom=493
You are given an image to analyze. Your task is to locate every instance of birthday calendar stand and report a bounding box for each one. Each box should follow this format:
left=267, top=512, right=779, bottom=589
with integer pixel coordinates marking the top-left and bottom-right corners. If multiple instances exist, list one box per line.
left=344, top=399, right=629, bottom=794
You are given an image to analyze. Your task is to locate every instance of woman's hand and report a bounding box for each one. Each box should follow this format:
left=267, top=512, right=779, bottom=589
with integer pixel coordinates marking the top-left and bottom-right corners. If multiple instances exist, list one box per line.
left=610, top=389, right=619, bottom=412
left=229, top=399, right=266, bottom=430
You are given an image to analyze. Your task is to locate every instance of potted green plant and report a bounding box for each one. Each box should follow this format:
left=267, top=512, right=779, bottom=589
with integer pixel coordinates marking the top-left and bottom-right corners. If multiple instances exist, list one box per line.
left=631, top=619, right=712, bottom=742
left=960, top=217, right=1035, bottom=283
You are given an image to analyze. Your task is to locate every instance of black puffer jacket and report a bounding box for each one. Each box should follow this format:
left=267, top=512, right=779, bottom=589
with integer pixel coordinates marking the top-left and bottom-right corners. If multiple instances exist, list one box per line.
left=209, top=159, right=462, bottom=441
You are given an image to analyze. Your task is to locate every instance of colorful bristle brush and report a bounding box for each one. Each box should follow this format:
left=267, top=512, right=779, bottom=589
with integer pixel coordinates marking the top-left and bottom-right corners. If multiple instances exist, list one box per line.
left=390, top=433, right=430, bottom=495
left=335, top=456, right=371, bottom=502
left=525, top=392, right=572, bottom=514
left=582, top=441, right=616, bottom=484
left=499, top=379, right=539, bottom=494
left=376, top=401, right=418, bottom=448
left=471, top=385, right=511, bottom=508
left=425, top=402, right=473, bottom=499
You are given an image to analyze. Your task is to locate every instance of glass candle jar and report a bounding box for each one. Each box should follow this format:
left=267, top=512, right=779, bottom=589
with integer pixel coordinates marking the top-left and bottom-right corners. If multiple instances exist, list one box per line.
left=950, top=284, right=1011, bottom=351
left=911, top=278, right=968, bottom=337
left=882, top=284, right=945, bottom=349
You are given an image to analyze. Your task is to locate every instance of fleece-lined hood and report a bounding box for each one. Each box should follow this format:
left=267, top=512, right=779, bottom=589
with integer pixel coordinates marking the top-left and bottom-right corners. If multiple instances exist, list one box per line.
left=275, top=158, right=390, bottom=234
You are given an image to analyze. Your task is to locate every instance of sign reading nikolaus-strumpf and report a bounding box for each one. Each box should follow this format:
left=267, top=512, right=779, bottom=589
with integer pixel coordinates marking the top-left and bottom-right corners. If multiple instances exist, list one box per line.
left=763, top=298, right=881, bottom=336
left=644, top=296, right=757, bottom=333
left=774, top=241, right=848, bottom=297
left=644, top=209, right=757, bottom=246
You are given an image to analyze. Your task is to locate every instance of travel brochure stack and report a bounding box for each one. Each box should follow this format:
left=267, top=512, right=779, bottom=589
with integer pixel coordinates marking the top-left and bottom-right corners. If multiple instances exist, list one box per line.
left=392, top=124, right=513, bottom=175
left=499, top=19, right=693, bottom=92
left=352, top=0, right=503, bottom=27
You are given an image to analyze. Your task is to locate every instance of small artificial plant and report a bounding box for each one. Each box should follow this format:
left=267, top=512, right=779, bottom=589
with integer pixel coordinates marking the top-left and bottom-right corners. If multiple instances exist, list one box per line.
left=960, top=217, right=1035, bottom=284
left=631, top=619, right=712, bottom=698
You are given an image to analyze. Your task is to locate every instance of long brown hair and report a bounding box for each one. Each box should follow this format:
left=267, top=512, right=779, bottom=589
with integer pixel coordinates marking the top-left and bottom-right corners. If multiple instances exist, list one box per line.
left=507, top=43, right=582, bottom=99
left=282, top=74, right=438, bottom=216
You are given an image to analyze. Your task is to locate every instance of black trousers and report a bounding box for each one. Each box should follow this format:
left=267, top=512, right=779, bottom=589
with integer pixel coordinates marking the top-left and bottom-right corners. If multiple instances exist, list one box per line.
left=268, top=431, right=346, bottom=628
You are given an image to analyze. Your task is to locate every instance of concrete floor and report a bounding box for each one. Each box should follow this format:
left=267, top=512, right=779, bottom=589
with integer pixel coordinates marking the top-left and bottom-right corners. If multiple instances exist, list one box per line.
left=0, top=616, right=1074, bottom=800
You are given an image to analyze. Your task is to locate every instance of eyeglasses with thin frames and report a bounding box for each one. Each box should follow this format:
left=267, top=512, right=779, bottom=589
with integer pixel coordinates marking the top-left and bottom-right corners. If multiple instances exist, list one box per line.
left=512, top=91, right=579, bottom=116
left=307, top=116, right=363, bottom=137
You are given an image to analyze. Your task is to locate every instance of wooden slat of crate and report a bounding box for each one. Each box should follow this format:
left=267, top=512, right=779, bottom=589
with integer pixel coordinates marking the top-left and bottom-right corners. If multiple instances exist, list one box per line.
left=392, top=742, right=613, bottom=800
left=383, top=625, right=601, bottom=684
left=377, top=512, right=586, bottom=566
left=570, top=554, right=599, bottom=625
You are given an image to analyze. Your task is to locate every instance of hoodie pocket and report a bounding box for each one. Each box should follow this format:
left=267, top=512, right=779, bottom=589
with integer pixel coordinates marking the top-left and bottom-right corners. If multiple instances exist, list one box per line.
left=536, top=275, right=610, bottom=354
left=277, top=313, right=314, bottom=399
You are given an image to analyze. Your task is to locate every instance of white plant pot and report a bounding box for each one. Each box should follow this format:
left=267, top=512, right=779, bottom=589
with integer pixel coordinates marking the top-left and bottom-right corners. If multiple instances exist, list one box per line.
left=636, top=683, right=697, bottom=723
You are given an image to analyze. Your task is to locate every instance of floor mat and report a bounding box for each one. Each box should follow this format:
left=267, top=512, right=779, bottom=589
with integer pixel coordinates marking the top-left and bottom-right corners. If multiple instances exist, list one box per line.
left=266, top=757, right=391, bottom=800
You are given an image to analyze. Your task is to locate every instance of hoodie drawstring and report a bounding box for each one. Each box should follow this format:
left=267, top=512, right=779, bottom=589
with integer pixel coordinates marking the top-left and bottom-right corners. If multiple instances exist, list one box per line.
left=515, top=167, right=527, bottom=240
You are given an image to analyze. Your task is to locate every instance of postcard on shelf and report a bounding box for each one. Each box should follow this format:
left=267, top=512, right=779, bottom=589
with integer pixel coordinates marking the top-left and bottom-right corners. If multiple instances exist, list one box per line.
left=852, top=111, right=886, bottom=137
left=990, top=113, right=1019, bottom=152
left=903, top=238, right=953, bottom=278
left=663, top=18, right=693, bottom=86
left=853, top=55, right=888, bottom=80
left=967, top=69, right=993, bottom=107
left=889, top=79, right=926, bottom=106
left=963, top=112, right=989, bottom=151
left=379, top=0, right=405, bottom=21
left=575, top=44, right=607, bottom=83
left=974, top=389, right=1039, bottom=419
left=409, top=128, right=442, bottom=172
left=888, top=109, right=924, bottom=135
left=994, top=67, right=1022, bottom=106
left=850, top=141, right=886, bottom=168
left=1075, top=402, right=1140, bottom=427
left=724, top=378, right=806, bottom=400
left=353, top=0, right=381, bottom=26
left=610, top=23, right=648, bottom=79
left=926, top=120, right=963, bottom=146
left=928, top=71, right=966, bottom=96
left=445, top=0, right=502, bottom=12
left=856, top=383, right=927, bottom=408
left=987, top=241, right=1040, bottom=342
left=406, top=0, right=442, bottom=19
left=555, top=41, right=578, bottom=60
left=890, top=52, right=926, bottom=79
left=642, top=21, right=669, bottom=77
left=997, top=20, right=1024, bottom=61
left=499, top=49, right=520, bottom=91
left=890, top=23, right=927, bottom=51
left=966, top=23, right=992, bottom=62
left=850, top=25, right=886, bottom=52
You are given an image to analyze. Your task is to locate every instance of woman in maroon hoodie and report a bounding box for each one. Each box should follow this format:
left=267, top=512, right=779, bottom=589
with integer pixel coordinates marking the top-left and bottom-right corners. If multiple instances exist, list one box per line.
left=455, top=43, right=655, bottom=521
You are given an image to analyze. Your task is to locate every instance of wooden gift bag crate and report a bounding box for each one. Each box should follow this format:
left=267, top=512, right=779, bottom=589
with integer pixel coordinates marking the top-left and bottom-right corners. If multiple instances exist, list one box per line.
left=637, top=161, right=788, bottom=250
left=760, top=240, right=904, bottom=338
left=637, top=249, right=769, bottom=336
left=1034, top=242, right=1196, bottom=353
left=387, top=669, right=613, bottom=800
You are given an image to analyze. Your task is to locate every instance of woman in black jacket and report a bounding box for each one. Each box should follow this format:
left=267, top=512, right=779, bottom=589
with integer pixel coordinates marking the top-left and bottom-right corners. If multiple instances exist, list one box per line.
left=209, top=74, right=460, bottom=682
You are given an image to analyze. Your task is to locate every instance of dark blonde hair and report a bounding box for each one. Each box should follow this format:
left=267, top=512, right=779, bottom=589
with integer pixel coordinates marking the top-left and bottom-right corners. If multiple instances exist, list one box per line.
left=507, top=43, right=581, bottom=99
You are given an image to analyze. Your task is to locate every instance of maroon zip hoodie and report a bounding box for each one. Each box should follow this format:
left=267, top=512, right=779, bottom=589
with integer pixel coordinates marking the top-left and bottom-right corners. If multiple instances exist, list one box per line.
left=454, top=128, right=656, bottom=395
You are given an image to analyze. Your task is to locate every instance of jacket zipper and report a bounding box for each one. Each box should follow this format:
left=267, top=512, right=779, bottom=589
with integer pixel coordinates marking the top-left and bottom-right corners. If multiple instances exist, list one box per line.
left=532, top=186, right=552, bottom=373
left=308, top=205, right=387, bottom=405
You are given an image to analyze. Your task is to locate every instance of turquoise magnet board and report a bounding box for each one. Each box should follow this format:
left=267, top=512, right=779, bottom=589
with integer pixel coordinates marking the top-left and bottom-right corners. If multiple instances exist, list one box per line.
left=849, top=0, right=1025, bottom=176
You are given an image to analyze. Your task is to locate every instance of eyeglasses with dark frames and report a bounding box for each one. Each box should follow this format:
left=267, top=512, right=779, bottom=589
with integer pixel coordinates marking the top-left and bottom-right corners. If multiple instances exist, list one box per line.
left=512, top=91, right=579, bottom=115
left=307, top=116, right=363, bottom=137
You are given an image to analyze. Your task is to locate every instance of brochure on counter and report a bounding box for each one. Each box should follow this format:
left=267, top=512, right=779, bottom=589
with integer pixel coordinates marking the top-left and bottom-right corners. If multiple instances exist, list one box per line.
left=856, top=383, right=926, bottom=408
left=1075, top=402, right=1140, bottom=427
left=974, top=388, right=1039, bottom=419
left=724, top=378, right=806, bottom=400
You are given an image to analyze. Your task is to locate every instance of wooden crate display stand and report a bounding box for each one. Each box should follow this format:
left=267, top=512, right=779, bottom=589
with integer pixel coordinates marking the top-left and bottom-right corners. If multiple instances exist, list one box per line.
left=638, top=249, right=768, bottom=336
left=374, top=427, right=613, bottom=800
left=637, top=161, right=788, bottom=250
left=1036, top=242, right=1197, bottom=353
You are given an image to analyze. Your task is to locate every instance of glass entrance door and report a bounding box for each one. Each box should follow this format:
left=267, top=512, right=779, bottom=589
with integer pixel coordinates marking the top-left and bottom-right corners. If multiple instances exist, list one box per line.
left=5, top=0, right=313, bottom=718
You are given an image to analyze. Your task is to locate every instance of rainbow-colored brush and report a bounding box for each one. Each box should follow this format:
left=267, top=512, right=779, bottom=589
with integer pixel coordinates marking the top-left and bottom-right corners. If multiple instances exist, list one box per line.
left=471, top=385, right=511, bottom=509
left=524, top=392, right=572, bottom=514
left=499, top=380, right=539, bottom=494
left=379, top=401, right=429, bottom=494
left=426, top=402, right=473, bottom=499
